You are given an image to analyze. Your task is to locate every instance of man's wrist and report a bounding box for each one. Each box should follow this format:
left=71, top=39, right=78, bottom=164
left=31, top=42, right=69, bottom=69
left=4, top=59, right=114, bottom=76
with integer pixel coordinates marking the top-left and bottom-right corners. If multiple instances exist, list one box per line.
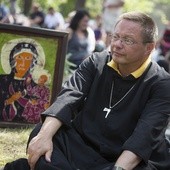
left=112, top=166, right=125, bottom=170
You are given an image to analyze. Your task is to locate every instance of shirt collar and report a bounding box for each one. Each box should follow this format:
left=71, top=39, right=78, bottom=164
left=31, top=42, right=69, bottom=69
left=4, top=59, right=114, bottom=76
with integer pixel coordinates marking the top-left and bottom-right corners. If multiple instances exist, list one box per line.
left=107, top=56, right=151, bottom=78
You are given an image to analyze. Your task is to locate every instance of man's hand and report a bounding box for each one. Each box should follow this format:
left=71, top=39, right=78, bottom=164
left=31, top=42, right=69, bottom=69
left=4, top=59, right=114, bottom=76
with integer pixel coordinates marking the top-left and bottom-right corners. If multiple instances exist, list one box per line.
left=114, top=150, right=142, bottom=170
left=27, top=133, right=53, bottom=170
left=27, top=117, right=62, bottom=170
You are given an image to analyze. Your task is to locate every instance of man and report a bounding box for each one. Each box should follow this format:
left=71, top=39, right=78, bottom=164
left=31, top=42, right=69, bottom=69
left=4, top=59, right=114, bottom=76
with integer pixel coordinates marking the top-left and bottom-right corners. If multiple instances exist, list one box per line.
left=29, top=3, right=45, bottom=28
left=4, top=11, right=170, bottom=170
left=43, top=7, right=65, bottom=30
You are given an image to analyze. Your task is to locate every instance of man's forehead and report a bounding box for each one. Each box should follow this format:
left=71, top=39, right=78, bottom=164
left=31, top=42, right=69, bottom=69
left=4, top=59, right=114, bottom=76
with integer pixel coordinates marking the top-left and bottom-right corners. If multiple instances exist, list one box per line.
left=114, top=20, right=142, bottom=35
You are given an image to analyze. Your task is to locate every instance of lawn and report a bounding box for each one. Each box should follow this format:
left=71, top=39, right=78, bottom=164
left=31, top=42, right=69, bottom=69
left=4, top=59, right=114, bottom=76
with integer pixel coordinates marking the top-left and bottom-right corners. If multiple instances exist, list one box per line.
left=0, top=127, right=33, bottom=167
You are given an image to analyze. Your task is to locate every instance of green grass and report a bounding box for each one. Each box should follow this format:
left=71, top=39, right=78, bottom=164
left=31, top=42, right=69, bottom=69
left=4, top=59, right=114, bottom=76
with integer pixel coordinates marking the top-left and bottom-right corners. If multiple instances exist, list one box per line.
left=0, top=127, right=33, bottom=167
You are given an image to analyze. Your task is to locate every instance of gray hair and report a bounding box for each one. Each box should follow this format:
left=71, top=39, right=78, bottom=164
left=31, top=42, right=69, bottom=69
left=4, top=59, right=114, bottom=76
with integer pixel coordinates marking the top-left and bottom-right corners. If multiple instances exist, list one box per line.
left=115, top=11, right=158, bottom=43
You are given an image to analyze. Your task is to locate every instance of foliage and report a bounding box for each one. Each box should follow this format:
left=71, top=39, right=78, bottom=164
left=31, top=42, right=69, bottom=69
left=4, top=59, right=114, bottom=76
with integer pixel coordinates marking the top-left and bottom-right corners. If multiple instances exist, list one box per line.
left=153, top=0, right=170, bottom=23
left=124, top=0, right=154, bottom=14
left=59, top=0, right=77, bottom=18
left=36, top=0, right=68, bottom=14
left=85, top=0, right=103, bottom=18
left=17, top=0, right=77, bottom=17
left=5, top=0, right=170, bottom=22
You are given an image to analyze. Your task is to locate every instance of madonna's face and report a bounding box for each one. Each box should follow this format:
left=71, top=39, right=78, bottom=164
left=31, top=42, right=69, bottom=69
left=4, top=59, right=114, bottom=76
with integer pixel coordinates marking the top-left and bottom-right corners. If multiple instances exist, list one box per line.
left=14, top=52, right=33, bottom=78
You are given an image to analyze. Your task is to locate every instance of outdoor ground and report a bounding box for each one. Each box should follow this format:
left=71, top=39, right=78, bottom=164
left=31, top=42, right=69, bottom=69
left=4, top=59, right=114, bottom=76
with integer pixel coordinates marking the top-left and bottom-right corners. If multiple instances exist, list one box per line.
left=0, top=124, right=169, bottom=168
left=0, top=127, right=33, bottom=167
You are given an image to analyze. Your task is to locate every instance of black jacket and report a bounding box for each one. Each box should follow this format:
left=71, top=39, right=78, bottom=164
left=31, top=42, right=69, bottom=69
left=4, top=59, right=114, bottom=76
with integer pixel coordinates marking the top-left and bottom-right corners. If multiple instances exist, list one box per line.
left=42, top=50, right=170, bottom=169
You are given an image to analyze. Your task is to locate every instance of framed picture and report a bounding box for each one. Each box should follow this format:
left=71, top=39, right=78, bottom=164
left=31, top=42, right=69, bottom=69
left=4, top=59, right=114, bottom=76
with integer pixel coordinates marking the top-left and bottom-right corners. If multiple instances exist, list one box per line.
left=0, top=23, right=68, bottom=127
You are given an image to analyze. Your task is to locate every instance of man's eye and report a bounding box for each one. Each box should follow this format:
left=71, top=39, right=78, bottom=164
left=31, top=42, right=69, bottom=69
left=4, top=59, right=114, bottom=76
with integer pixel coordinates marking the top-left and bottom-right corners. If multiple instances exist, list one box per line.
left=125, top=39, right=133, bottom=44
left=112, top=35, right=119, bottom=40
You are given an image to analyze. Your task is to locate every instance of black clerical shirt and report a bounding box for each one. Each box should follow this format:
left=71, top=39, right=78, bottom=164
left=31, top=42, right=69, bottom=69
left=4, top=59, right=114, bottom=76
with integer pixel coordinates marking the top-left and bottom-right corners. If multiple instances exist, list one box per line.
left=42, top=50, right=170, bottom=169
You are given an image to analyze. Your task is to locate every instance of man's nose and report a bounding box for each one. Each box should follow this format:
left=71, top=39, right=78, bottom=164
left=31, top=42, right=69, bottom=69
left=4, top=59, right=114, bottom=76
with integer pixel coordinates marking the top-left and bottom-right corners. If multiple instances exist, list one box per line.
left=112, top=38, right=124, bottom=48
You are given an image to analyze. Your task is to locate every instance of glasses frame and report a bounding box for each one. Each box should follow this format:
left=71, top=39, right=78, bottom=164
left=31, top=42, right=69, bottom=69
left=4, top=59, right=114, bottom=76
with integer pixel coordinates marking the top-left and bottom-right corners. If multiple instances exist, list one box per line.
left=109, top=33, right=151, bottom=46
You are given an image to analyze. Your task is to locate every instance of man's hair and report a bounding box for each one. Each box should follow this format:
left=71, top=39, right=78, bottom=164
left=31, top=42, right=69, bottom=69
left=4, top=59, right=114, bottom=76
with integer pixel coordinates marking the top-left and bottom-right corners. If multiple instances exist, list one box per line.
left=115, top=11, right=158, bottom=43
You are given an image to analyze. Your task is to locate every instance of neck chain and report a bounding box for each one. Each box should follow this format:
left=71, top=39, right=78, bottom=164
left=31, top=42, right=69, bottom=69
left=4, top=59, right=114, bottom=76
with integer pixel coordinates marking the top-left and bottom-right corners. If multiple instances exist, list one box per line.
left=103, top=80, right=136, bottom=118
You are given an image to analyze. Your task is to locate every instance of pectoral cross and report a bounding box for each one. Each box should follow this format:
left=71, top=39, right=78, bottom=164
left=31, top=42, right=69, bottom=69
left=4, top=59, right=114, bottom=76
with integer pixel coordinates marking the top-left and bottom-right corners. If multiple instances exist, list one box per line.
left=103, top=107, right=111, bottom=118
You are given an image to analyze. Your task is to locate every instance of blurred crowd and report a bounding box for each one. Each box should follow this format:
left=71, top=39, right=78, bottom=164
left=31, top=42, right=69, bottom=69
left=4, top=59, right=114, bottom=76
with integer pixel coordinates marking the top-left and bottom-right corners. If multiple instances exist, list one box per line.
left=0, top=0, right=124, bottom=71
left=151, top=22, right=170, bottom=73
left=1, top=0, right=170, bottom=73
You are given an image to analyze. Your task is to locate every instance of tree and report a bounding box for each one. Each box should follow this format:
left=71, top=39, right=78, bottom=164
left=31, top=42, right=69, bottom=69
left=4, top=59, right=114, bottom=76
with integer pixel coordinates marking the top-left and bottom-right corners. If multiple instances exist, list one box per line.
left=75, top=0, right=86, bottom=10
left=9, top=0, right=17, bottom=15
left=6, top=0, right=170, bottom=31
left=23, top=0, right=33, bottom=15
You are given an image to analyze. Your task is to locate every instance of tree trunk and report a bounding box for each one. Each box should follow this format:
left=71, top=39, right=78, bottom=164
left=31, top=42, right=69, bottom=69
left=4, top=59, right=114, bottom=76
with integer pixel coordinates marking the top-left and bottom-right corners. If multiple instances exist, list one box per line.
left=23, top=0, right=33, bottom=16
left=75, top=0, right=86, bottom=10
left=9, top=0, right=17, bottom=15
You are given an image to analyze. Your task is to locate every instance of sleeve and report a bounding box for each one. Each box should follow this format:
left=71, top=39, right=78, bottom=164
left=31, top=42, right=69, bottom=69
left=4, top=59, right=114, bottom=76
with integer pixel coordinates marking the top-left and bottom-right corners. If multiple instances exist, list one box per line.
left=41, top=54, right=98, bottom=126
left=122, top=78, right=170, bottom=163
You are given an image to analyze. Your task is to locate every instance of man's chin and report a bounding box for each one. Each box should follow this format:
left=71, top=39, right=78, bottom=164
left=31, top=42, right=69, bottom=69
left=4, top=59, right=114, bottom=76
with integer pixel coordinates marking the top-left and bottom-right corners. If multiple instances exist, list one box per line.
left=112, top=57, right=125, bottom=64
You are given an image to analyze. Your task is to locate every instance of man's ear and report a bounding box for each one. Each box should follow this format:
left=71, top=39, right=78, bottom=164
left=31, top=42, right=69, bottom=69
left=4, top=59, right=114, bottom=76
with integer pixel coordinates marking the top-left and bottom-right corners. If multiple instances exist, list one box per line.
left=145, top=42, right=155, bottom=56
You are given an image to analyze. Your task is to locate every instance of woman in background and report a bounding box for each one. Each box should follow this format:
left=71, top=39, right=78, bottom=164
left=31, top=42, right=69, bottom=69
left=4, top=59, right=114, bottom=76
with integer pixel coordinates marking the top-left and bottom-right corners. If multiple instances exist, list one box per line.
left=66, top=9, right=95, bottom=70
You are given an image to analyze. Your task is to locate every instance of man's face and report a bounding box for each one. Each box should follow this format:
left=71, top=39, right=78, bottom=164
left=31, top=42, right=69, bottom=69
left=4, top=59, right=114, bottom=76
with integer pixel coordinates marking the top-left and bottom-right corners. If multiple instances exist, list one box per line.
left=110, top=19, right=154, bottom=73
left=15, top=52, right=33, bottom=78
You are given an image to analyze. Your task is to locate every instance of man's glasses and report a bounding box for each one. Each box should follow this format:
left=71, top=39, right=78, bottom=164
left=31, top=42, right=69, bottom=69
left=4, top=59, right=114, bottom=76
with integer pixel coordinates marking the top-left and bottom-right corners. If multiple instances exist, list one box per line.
left=109, top=34, right=140, bottom=46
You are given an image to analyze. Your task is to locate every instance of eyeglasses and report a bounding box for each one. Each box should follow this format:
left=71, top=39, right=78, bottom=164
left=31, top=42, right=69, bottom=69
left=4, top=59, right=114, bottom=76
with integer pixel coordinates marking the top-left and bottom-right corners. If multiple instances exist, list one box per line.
left=109, top=34, right=140, bottom=46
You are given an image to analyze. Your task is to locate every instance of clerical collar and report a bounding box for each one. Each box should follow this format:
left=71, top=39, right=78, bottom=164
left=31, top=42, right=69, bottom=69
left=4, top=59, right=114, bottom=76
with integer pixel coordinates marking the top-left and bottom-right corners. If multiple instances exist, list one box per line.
left=107, top=56, right=151, bottom=79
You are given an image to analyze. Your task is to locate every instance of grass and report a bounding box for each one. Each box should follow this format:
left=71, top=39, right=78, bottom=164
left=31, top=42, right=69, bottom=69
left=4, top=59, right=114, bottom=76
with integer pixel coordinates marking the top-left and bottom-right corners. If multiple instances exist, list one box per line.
left=0, top=127, right=33, bottom=167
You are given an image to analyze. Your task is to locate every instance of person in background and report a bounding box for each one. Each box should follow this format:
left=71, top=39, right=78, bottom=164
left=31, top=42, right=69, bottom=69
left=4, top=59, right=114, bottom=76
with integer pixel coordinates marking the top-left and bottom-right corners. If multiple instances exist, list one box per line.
left=89, top=14, right=107, bottom=52
left=66, top=9, right=95, bottom=70
left=29, top=3, right=45, bottom=28
left=9, top=0, right=17, bottom=17
left=165, top=50, right=170, bottom=71
left=159, top=23, right=170, bottom=58
left=152, top=21, right=170, bottom=72
left=102, top=0, right=124, bottom=47
left=43, top=7, right=65, bottom=30
left=0, top=2, right=11, bottom=23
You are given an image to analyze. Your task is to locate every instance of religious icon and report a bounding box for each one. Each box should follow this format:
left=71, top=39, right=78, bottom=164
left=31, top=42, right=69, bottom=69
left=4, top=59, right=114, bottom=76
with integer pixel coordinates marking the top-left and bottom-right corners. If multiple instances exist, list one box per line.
left=0, top=24, right=68, bottom=126
left=0, top=38, right=51, bottom=123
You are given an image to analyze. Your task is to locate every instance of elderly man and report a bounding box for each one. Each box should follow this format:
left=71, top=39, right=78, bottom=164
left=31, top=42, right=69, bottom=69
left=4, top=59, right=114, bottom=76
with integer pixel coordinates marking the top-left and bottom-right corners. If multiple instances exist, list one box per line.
left=4, top=11, right=170, bottom=170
